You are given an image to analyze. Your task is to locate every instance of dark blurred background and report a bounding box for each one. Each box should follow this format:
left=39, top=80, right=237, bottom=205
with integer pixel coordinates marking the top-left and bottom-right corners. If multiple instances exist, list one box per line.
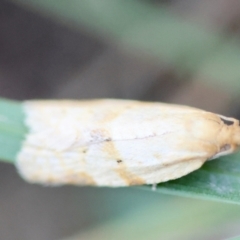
left=1, top=0, right=240, bottom=239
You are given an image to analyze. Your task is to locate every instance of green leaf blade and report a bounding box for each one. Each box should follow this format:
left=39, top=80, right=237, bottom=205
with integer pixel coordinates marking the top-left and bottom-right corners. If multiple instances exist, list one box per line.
left=141, top=153, right=240, bottom=204
left=0, top=99, right=27, bottom=163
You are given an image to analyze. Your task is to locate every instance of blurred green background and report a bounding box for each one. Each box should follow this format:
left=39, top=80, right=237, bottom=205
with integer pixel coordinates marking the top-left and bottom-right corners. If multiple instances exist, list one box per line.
left=1, top=0, right=240, bottom=239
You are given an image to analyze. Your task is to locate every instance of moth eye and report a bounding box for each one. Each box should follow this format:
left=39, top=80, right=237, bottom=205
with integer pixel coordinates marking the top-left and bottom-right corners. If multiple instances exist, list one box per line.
left=220, top=117, right=234, bottom=126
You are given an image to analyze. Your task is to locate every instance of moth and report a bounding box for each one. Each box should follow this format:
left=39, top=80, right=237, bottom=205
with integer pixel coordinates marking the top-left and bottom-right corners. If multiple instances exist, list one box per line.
left=16, top=99, right=240, bottom=187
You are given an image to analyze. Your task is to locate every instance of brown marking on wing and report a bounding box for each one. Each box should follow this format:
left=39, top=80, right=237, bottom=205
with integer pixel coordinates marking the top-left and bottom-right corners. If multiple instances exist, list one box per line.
left=100, top=134, right=121, bottom=159
left=89, top=129, right=111, bottom=142
left=100, top=137, right=145, bottom=185
left=66, top=172, right=96, bottom=185
left=99, top=109, right=122, bottom=124
left=115, top=164, right=145, bottom=186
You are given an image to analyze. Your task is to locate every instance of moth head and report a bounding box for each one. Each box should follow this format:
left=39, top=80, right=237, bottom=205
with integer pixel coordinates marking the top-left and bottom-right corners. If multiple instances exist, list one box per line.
left=189, top=112, right=240, bottom=159
left=211, top=114, right=240, bottom=159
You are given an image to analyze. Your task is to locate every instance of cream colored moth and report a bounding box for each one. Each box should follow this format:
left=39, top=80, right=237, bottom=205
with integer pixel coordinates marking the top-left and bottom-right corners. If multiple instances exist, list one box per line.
left=16, top=99, right=240, bottom=187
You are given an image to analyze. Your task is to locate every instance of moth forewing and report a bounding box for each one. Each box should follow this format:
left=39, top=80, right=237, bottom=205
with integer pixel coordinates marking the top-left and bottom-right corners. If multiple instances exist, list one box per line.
left=16, top=99, right=240, bottom=186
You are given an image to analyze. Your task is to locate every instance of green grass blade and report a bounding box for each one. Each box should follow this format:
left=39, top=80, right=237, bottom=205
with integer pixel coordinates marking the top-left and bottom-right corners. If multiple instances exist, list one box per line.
left=0, top=99, right=27, bottom=163
left=140, top=152, right=240, bottom=204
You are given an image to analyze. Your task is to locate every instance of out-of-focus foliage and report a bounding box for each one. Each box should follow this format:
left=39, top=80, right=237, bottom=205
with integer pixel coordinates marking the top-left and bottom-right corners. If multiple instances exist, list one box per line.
left=12, top=0, right=240, bottom=93
left=62, top=196, right=240, bottom=240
